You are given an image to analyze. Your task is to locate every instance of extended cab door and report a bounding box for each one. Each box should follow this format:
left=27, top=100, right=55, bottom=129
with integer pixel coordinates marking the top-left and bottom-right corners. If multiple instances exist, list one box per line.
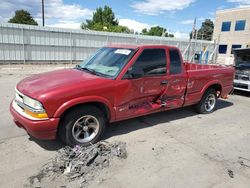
left=163, top=48, right=187, bottom=108
left=115, top=48, right=168, bottom=119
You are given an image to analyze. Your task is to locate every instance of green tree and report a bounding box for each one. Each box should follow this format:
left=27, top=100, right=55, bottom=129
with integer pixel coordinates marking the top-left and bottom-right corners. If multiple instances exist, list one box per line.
left=190, top=19, right=214, bottom=40
left=168, top=33, right=174, bottom=38
left=81, top=5, right=130, bottom=33
left=8, top=10, right=38, bottom=25
left=198, top=19, right=214, bottom=40
left=141, top=26, right=174, bottom=37
left=141, top=28, right=148, bottom=35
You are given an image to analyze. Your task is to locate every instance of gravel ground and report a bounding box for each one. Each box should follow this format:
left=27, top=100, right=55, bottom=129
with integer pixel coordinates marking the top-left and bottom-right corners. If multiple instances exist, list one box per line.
left=0, top=65, right=250, bottom=188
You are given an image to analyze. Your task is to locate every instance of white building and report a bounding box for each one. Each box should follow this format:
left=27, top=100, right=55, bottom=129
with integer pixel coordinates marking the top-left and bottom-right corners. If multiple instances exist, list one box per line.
left=213, top=7, right=250, bottom=64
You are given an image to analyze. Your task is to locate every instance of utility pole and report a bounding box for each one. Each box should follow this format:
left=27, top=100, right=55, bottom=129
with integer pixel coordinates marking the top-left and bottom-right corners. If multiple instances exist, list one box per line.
left=42, top=0, right=45, bottom=26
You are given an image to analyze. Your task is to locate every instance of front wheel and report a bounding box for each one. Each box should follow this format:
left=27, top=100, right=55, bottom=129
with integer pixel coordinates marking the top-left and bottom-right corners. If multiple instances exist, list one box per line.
left=195, top=88, right=217, bottom=114
left=58, top=105, right=106, bottom=147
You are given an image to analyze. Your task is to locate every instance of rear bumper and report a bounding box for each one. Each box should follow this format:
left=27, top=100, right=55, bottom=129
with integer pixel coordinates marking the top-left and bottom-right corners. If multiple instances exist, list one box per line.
left=10, top=101, right=60, bottom=140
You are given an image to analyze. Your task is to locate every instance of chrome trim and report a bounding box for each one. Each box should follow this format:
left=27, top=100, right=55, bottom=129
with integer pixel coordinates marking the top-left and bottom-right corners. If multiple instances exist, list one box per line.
left=204, top=94, right=216, bottom=112
left=12, top=100, right=49, bottom=120
left=15, top=87, right=46, bottom=113
left=15, top=87, right=23, bottom=96
left=15, top=99, right=46, bottom=113
left=72, top=115, right=100, bottom=143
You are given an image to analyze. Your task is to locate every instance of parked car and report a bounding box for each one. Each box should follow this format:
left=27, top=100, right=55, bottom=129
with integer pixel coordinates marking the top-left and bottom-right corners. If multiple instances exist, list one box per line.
left=233, top=48, right=250, bottom=92
left=10, top=45, right=234, bottom=146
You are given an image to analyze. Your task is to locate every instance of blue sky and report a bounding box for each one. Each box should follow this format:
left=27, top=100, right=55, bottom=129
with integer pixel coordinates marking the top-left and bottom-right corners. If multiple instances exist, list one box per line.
left=1, top=0, right=250, bottom=38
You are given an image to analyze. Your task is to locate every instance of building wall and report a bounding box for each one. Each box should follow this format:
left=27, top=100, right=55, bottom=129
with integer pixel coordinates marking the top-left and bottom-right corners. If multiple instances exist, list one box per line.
left=213, top=7, right=250, bottom=64
left=0, top=23, right=214, bottom=64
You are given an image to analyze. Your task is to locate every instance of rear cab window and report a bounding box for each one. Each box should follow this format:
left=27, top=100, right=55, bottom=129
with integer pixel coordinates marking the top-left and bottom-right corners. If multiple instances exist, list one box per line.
left=169, top=49, right=182, bottom=74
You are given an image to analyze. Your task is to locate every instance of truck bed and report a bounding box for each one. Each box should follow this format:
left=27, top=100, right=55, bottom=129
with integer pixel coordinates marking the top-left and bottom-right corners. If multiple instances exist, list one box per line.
left=183, top=62, right=234, bottom=106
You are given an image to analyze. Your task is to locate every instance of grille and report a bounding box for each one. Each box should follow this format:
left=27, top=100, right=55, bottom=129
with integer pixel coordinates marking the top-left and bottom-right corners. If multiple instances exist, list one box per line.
left=234, top=74, right=250, bottom=81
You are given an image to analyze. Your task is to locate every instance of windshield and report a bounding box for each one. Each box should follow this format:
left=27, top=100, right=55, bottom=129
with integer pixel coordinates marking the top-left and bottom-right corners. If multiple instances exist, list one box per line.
left=78, top=47, right=136, bottom=78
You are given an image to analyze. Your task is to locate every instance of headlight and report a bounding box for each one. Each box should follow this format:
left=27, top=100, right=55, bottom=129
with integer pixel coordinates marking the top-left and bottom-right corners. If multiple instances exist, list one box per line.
left=15, top=88, right=48, bottom=119
left=23, top=95, right=44, bottom=111
left=23, top=96, right=48, bottom=119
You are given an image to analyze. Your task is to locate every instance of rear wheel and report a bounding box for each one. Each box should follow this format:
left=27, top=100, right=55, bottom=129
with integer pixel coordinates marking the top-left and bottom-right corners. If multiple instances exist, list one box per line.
left=195, top=88, right=217, bottom=114
left=58, top=105, right=106, bottom=147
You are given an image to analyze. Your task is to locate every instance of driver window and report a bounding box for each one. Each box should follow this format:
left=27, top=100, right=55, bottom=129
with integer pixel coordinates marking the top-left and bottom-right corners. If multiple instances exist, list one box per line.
left=132, top=48, right=167, bottom=76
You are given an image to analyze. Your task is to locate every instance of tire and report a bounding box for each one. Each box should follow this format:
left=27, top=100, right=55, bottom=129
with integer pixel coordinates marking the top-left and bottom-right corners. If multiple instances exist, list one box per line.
left=195, top=88, right=217, bottom=114
left=58, top=105, right=106, bottom=147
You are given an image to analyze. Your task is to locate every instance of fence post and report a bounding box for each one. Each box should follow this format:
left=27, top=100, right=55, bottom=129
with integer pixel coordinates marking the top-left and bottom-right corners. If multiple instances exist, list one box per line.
left=22, top=27, right=26, bottom=64
left=1, top=25, right=5, bottom=62
left=69, top=31, right=72, bottom=64
left=106, top=35, right=109, bottom=45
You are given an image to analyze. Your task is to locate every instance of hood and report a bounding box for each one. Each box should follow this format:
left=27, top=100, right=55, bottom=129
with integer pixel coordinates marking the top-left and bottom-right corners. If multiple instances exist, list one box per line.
left=16, top=68, right=105, bottom=98
left=234, top=48, right=250, bottom=67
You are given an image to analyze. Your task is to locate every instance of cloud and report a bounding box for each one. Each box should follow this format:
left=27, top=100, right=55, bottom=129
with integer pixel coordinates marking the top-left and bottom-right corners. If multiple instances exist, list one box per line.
left=208, top=11, right=215, bottom=16
left=0, top=15, right=7, bottom=23
left=179, top=19, right=194, bottom=25
left=227, top=0, right=250, bottom=5
left=41, top=0, right=92, bottom=22
left=0, top=0, right=93, bottom=28
left=48, top=21, right=82, bottom=29
left=217, top=5, right=226, bottom=10
left=180, top=17, right=204, bottom=25
left=0, top=0, right=38, bottom=22
left=131, top=0, right=196, bottom=15
left=197, top=17, right=205, bottom=21
left=227, top=0, right=250, bottom=8
left=119, top=18, right=150, bottom=32
left=174, top=31, right=189, bottom=39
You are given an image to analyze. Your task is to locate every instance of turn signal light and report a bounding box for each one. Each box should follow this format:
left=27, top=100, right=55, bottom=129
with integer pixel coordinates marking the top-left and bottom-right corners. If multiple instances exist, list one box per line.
left=24, top=109, right=48, bottom=119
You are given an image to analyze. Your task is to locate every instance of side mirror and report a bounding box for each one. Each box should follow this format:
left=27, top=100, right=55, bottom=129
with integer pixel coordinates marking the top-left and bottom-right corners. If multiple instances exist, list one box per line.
left=127, top=66, right=144, bottom=79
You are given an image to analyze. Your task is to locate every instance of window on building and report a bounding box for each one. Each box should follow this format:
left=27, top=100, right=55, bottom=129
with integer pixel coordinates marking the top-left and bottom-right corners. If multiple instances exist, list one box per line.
left=235, top=20, right=246, bottom=31
left=231, top=45, right=242, bottom=54
left=219, top=45, right=227, bottom=54
left=221, top=21, right=231, bottom=31
left=169, top=49, right=182, bottom=74
left=132, top=49, right=167, bottom=76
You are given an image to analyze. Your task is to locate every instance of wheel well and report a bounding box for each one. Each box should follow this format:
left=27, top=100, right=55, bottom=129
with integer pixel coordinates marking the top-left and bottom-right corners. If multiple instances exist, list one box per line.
left=59, top=102, right=110, bottom=127
left=206, top=84, right=222, bottom=97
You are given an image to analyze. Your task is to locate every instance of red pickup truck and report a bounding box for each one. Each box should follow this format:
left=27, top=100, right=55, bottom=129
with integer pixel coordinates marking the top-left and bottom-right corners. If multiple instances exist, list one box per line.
left=10, top=45, right=234, bottom=146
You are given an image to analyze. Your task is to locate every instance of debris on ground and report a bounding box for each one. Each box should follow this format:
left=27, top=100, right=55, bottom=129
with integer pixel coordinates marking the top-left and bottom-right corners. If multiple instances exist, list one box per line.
left=227, top=169, right=234, bottom=178
left=238, top=156, right=250, bottom=168
left=27, top=141, right=127, bottom=188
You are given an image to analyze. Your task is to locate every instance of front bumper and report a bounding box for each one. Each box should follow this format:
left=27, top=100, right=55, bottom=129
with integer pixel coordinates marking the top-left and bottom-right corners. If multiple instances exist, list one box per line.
left=10, top=101, right=60, bottom=140
left=234, top=79, right=250, bottom=92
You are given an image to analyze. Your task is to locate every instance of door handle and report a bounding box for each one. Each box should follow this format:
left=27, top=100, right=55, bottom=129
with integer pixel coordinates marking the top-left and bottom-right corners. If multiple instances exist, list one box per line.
left=160, top=80, right=168, bottom=85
